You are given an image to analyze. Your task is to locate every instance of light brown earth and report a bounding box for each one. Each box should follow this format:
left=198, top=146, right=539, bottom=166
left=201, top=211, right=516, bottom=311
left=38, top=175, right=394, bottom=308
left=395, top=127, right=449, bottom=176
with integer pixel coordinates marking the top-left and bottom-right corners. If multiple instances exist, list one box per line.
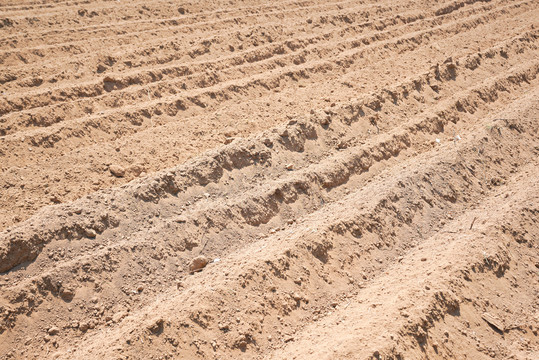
left=1, top=0, right=538, bottom=359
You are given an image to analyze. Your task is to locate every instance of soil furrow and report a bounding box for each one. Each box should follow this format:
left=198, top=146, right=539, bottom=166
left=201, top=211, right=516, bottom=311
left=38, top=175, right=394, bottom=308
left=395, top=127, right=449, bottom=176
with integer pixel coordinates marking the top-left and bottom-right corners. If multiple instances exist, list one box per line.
left=1, top=1, right=537, bottom=359
left=1, top=0, right=533, bottom=150
left=3, top=88, right=534, bottom=359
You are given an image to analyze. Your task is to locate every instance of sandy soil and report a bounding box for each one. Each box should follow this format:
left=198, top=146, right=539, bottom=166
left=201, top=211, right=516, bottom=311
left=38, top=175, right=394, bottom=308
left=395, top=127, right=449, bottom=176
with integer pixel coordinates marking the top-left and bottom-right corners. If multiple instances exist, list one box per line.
left=0, top=0, right=538, bottom=359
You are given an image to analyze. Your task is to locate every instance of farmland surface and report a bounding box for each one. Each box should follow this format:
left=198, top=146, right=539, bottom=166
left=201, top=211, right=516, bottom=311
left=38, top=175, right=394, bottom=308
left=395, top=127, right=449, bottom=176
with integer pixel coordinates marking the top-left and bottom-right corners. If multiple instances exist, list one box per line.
left=1, top=0, right=538, bottom=359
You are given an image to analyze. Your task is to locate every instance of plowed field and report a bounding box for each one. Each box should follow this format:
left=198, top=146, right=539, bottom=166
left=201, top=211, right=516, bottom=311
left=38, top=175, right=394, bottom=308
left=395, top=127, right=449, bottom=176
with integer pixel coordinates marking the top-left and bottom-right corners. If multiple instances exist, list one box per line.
left=1, top=0, right=538, bottom=359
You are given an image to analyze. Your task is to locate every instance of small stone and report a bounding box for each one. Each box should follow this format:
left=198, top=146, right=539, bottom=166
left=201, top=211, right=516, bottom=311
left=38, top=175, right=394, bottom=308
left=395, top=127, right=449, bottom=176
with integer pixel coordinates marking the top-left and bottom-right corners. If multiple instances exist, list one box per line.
left=189, top=255, right=209, bottom=273
left=285, top=163, right=294, bottom=170
left=284, top=336, right=294, bottom=343
left=481, top=312, right=505, bottom=332
left=60, top=288, right=75, bottom=301
left=109, top=164, right=125, bottom=177
left=97, top=64, right=107, bottom=73
left=79, top=322, right=89, bottom=332
left=421, top=257, right=427, bottom=262
left=292, top=293, right=302, bottom=302
left=137, top=285, right=144, bottom=292
left=147, top=318, right=164, bottom=334
left=175, top=216, right=188, bottom=223
left=84, top=228, right=97, bottom=238
left=129, top=164, right=144, bottom=176
left=48, top=326, right=60, bottom=336
left=320, top=116, right=330, bottom=126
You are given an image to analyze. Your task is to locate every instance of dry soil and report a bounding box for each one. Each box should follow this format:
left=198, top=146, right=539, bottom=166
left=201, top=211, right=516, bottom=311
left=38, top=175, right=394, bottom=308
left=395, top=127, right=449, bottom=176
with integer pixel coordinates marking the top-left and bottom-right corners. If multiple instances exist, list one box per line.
left=0, top=0, right=538, bottom=359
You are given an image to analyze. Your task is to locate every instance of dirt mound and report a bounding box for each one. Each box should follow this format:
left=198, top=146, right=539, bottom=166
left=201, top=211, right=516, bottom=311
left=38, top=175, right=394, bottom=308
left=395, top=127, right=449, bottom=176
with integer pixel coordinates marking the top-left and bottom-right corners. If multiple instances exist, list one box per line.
left=1, top=0, right=538, bottom=359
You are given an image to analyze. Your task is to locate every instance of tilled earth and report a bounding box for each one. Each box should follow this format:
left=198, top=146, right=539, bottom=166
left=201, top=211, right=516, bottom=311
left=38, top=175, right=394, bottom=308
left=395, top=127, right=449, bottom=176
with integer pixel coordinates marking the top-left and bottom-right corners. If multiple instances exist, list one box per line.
left=0, top=0, right=538, bottom=359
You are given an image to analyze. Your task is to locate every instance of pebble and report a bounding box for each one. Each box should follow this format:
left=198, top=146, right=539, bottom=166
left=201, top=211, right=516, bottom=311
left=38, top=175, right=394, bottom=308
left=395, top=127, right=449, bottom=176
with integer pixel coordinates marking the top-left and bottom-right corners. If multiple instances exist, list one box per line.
left=109, top=164, right=125, bottom=177
left=147, top=318, right=164, bottom=334
left=175, top=215, right=188, bottom=223
left=189, top=255, right=209, bottom=273
left=60, top=288, right=75, bottom=300
left=284, top=336, right=294, bottom=343
left=84, top=228, right=97, bottom=238
left=48, top=327, right=60, bottom=336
